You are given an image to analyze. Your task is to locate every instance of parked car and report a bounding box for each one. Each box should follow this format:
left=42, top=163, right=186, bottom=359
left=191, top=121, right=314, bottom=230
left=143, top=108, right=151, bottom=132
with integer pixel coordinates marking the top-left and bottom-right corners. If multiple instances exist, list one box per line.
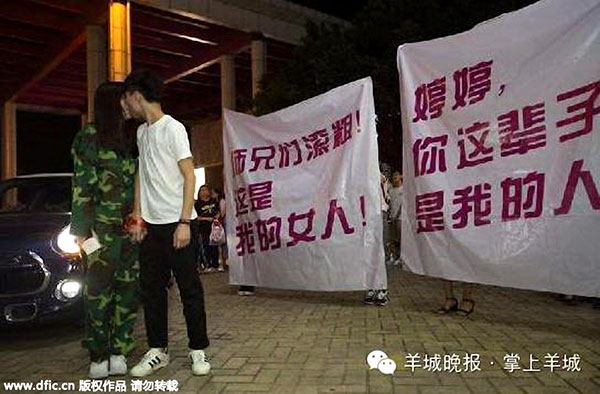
left=0, top=174, right=84, bottom=325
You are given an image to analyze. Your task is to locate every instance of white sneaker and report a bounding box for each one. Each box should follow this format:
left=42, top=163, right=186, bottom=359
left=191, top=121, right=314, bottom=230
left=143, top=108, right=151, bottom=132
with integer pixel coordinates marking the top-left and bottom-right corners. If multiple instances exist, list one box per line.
left=130, top=348, right=169, bottom=377
left=217, top=266, right=224, bottom=272
left=89, top=360, right=109, bottom=379
left=189, top=349, right=211, bottom=376
left=238, top=290, right=254, bottom=296
left=109, top=355, right=127, bottom=376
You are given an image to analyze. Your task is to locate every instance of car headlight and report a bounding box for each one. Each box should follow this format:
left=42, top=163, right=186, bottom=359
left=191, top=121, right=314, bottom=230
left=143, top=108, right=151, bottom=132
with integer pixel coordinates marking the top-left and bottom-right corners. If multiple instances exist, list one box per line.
left=56, top=225, right=81, bottom=255
left=55, top=279, right=82, bottom=301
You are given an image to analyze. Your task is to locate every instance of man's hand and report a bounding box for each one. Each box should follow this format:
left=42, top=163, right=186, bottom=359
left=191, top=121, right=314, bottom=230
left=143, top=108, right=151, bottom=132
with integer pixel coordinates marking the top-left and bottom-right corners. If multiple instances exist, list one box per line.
left=173, top=223, right=191, bottom=249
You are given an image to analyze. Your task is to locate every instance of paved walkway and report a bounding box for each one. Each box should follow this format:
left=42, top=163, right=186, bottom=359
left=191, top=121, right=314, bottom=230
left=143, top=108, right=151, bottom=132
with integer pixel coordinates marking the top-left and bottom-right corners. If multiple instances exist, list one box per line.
left=1, top=266, right=599, bottom=394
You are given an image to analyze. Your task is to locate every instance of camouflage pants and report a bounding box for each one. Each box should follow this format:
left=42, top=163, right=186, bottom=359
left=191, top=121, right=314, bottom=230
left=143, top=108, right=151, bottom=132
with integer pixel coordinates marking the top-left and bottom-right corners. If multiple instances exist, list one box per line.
left=83, top=235, right=140, bottom=362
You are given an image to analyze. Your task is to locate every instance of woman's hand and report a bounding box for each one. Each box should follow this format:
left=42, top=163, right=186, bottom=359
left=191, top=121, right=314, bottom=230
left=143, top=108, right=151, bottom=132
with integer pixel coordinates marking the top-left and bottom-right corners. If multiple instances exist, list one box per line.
left=129, top=225, right=147, bottom=243
left=126, top=214, right=147, bottom=243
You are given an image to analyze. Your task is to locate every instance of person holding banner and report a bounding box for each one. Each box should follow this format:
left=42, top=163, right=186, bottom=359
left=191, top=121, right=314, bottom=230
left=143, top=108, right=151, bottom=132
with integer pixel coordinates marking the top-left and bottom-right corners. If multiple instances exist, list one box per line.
left=364, top=172, right=391, bottom=306
left=438, top=281, right=474, bottom=315
left=121, top=69, right=211, bottom=377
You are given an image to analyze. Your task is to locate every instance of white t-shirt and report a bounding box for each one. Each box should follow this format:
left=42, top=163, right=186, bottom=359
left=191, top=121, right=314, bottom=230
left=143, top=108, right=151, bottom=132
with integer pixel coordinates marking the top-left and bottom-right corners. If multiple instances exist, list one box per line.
left=389, top=185, right=403, bottom=220
left=137, top=114, right=198, bottom=224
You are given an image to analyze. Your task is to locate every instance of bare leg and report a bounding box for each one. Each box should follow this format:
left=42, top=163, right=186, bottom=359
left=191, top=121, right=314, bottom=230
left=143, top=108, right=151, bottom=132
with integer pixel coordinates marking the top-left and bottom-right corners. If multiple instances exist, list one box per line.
left=443, top=280, right=455, bottom=299
left=460, top=283, right=475, bottom=314
left=438, top=280, right=458, bottom=313
left=462, top=283, right=473, bottom=300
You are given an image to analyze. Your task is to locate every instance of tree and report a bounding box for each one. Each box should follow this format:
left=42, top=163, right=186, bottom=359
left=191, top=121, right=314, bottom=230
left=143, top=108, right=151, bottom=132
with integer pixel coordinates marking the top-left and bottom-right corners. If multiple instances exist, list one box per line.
left=254, top=0, right=538, bottom=171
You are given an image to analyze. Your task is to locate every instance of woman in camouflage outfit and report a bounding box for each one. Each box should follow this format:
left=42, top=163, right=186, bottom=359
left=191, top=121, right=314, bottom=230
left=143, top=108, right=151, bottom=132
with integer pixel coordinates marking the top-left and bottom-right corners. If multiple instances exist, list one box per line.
left=70, top=82, right=140, bottom=379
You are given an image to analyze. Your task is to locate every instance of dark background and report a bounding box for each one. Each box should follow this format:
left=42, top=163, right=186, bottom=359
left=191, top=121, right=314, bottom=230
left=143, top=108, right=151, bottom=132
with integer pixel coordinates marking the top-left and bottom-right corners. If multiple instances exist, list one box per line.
left=289, top=0, right=368, bottom=19
left=16, top=111, right=80, bottom=175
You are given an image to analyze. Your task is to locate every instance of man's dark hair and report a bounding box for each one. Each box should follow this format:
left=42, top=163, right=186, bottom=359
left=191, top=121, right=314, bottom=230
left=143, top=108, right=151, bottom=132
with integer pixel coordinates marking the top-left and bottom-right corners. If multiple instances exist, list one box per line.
left=94, top=82, right=137, bottom=156
left=122, top=69, right=164, bottom=103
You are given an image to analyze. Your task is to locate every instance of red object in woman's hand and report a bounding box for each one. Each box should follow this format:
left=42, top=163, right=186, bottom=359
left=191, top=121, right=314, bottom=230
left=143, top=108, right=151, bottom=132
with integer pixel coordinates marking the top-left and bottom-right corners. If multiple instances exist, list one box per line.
left=125, top=214, right=147, bottom=243
left=124, top=214, right=147, bottom=231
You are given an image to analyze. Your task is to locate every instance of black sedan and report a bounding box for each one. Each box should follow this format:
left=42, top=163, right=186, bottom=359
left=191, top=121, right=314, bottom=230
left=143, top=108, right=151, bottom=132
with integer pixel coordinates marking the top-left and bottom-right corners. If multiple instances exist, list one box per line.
left=0, top=174, right=84, bottom=325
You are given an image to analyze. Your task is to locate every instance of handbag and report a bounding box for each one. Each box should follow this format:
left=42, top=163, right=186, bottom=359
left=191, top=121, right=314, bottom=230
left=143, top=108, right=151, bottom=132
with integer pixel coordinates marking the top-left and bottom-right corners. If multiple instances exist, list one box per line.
left=209, top=220, right=225, bottom=245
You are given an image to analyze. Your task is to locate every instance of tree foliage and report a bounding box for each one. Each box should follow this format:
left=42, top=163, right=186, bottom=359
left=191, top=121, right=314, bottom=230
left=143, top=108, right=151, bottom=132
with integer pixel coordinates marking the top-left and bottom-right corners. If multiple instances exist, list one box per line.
left=254, top=0, right=538, bottom=171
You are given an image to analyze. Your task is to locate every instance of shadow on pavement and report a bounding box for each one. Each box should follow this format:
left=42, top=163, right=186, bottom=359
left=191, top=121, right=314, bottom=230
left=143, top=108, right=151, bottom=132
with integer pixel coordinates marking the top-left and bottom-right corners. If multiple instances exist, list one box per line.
left=0, top=319, right=82, bottom=351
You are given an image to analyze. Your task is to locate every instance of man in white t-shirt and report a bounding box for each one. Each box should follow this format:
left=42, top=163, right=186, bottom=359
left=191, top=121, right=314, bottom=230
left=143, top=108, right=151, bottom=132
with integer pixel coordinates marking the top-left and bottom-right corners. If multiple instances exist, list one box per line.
left=121, top=70, right=210, bottom=377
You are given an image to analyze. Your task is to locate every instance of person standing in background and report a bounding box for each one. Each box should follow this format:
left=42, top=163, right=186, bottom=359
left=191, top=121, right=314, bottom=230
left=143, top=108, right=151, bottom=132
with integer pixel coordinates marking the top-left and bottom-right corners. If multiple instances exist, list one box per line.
left=388, top=171, right=403, bottom=265
left=216, top=188, right=228, bottom=272
left=379, top=173, right=393, bottom=264
left=195, top=185, right=220, bottom=272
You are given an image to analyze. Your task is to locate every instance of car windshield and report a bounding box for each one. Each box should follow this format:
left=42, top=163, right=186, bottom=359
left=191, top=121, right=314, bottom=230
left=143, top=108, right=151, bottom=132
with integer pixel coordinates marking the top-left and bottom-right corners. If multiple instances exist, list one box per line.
left=0, top=177, right=72, bottom=214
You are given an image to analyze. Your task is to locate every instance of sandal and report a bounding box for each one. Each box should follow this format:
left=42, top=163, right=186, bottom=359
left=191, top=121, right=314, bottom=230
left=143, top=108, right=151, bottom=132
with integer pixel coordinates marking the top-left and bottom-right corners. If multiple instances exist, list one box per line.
left=458, top=298, right=475, bottom=316
left=437, top=297, right=458, bottom=314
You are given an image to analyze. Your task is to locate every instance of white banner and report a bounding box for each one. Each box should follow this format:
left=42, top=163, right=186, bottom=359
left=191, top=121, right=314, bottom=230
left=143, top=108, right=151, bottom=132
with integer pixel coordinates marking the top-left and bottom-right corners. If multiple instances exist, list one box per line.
left=223, top=77, right=387, bottom=291
left=397, top=0, right=600, bottom=297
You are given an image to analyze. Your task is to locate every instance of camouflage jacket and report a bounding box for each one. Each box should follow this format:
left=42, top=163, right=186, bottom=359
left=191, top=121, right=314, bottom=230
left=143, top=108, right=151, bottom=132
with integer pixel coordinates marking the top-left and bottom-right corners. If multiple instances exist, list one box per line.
left=70, top=124, right=136, bottom=238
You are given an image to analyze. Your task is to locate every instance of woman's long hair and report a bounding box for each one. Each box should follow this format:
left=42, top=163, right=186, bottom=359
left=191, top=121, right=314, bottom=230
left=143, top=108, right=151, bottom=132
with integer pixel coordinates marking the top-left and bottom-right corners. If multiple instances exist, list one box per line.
left=94, top=82, right=137, bottom=156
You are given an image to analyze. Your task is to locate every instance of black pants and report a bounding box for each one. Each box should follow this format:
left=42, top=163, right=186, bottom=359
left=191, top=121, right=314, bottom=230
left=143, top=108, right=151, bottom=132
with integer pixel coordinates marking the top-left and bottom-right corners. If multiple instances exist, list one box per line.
left=199, top=227, right=219, bottom=268
left=140, top=223, right=210, bottom=350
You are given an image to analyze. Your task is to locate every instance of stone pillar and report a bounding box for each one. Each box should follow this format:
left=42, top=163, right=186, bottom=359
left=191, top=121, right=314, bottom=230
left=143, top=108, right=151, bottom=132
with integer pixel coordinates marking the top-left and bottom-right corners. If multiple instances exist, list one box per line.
left=218, top=55, right=236, bottom=187
left=86, top=25, right=107, bottom=122
left=220, top=55, right=236, bottom=111
left=251, top=35, right=267, bottom=98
